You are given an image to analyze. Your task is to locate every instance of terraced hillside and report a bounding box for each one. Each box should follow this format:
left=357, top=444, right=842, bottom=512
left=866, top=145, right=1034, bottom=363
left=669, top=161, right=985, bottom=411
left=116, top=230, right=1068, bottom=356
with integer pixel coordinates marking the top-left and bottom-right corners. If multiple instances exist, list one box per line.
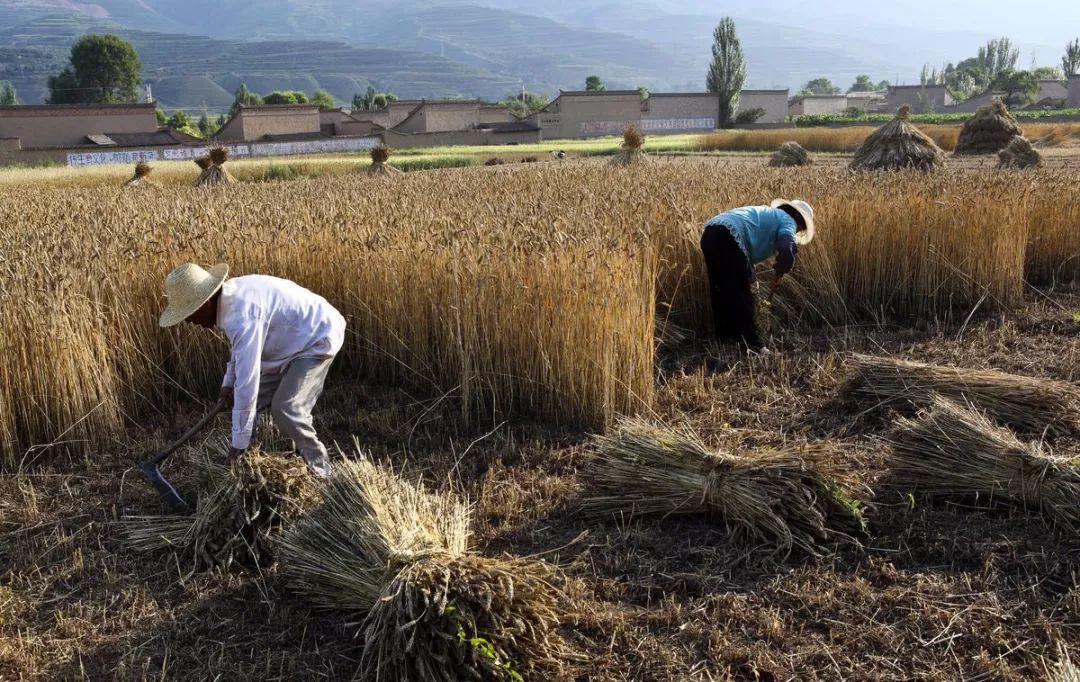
left=0, top=13, right=521, bottom=109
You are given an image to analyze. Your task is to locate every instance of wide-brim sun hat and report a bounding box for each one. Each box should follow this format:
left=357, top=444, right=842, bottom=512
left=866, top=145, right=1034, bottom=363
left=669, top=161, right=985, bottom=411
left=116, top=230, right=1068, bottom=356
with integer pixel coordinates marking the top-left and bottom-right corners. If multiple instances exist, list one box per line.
left=159, top=262, right=229, bottom=328
left=771, top=199, right=816, bottom=245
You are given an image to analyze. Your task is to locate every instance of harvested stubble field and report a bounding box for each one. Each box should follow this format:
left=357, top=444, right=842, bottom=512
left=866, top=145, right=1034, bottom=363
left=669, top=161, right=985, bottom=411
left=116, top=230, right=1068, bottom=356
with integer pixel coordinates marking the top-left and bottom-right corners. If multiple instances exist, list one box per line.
left=3, top=159, right=1080, bottom=680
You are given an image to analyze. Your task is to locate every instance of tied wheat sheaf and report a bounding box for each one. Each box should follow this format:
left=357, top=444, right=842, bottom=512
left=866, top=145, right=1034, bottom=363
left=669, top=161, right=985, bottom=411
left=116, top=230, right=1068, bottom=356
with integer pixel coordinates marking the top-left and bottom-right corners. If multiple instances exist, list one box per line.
left=846, top=354, right=1080, bottom=435
left=194, top=145, right=235, bottom=186
left=3, top=162, right=1080, bottom=467
left=582, top=418, right=868, bottom=555
left=610, top=124, right=646, bottom=166
left=124, top=448, right=317, bottom=572
left=998, top=136, right=1043, bottom=169
left=886, top=397, right=1080, bottom=531
left=123, top=160, right=157, bottom=187
left=368, top=143, right=402, bottom=176
left=279, top=456, right=567, bottom=682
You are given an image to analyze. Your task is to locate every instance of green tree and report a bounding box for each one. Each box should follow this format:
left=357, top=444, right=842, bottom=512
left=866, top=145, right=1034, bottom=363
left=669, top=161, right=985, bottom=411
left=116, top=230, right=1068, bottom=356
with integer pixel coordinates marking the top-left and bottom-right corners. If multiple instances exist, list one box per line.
left=876, top=79, right=891, bottom=90
left=155, top=108, right=167, bottom=125
left=1064, top=39, right=1080, bottom=77
left=229, top=83, right=263, bottom=118
left=47, top=34, right=141, bottom=104
left=499, top=90, right=546, bottom=117
left=977, top=37, right=1019, bottom=82
left=848, top=74, right=879, bottom=92
left=584, top=75, right=605, bottom=92
left=311, top=89, right=335, bottom=111
left=637, top=86, right=650, bottom=101
left=166, top=110, right=190, bottom=130
left=705, top=17, right=746, bottom=126
left=264, top=90, right=308, bottom=105
left=799, top=78, right=840, bottom=96
left=993, top=69, right=1039, bottom=106
left=352, top=86, right=397, bottom=111
left=0, top=82, right=16, bottom=105
left=1032, top=66, right=1064, bottom=81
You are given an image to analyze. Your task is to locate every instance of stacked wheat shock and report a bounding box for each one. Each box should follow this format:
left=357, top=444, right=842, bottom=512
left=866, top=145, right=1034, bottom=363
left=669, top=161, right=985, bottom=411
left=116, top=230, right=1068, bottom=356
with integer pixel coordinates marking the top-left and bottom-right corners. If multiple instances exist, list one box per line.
left=279, top=456, right=567, bottom=682
left=194, top=145, right=235, bottom=186
left=125, top=447, right=317, bottom=572
left=768, top=141, right=813, bottom=167
left=368, top=143, right=402, bottom=176
left=851, top=105, right=946, bottom=171
left=123, top=160, right=157, bottom=187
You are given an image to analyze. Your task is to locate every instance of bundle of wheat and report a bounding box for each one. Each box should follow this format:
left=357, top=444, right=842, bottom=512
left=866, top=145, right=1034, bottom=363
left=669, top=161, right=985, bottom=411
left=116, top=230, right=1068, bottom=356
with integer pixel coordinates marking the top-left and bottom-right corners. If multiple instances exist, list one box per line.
left=846, top=354, right=1080, bottom=435
left=851, top=105, right=946, bottom=171
left=368, top=144, right=402, bottom=177
left=194, top=145, right=235, bottom=187
left=582, top=418, right=867, bottom=555
left=280, top=456, right=566, bottom=681
left=954, top=99, right=1023, bottom=155
left=610, top=124, right=647, bottom=166
left=887, top=396, right=1080, bottom=530
left=768, top=141, right=813, bottom=167
left=997, top=136, right=1043, bottom=169
left=125, top=448, right=316, bottom=572
left=123, top=160, right=157, bottom=187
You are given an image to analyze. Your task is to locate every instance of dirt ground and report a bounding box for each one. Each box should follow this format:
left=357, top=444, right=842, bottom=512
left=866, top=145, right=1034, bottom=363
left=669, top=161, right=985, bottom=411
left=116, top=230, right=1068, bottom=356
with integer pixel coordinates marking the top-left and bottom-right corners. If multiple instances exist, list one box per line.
left=4, top=286, right=1080, bottom=681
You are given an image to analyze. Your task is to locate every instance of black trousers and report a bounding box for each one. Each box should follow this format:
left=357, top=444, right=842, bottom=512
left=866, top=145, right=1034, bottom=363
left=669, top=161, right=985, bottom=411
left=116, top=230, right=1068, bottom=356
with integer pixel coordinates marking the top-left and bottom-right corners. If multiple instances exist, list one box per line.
left=700, top=226, right=762, bottom=349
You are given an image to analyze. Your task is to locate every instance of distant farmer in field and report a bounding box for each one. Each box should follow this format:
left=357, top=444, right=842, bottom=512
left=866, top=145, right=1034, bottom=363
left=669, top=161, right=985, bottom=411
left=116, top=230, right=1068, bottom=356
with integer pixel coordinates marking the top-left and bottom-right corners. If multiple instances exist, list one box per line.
left=700, top=199, right=815, bottom=352
left=158, top=263, right=346, bottom=478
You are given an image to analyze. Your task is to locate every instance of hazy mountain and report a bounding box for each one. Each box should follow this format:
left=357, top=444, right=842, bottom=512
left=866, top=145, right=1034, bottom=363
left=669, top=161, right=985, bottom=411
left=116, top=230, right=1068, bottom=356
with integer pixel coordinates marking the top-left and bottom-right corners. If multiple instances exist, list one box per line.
left=2, top=0, right=1076, bottom=110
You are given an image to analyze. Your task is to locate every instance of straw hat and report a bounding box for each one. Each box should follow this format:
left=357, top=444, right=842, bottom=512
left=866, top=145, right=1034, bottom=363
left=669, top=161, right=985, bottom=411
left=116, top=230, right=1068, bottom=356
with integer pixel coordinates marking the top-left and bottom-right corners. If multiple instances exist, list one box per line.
left=771, top=199, right=816, bottom=245
left=159, top=262, right=229, bottom=328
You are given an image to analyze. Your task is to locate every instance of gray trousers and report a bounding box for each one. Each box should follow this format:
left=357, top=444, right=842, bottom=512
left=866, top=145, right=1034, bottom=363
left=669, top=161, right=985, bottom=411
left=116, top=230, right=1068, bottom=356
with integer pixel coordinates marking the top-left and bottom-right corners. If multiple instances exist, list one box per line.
left=256, top=356, right=334, bottom=477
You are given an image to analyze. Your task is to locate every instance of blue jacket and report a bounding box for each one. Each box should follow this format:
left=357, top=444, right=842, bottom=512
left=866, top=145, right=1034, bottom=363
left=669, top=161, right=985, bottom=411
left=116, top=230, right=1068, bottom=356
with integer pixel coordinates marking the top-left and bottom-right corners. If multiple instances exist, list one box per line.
left=705, top=206, right=798, bottom=273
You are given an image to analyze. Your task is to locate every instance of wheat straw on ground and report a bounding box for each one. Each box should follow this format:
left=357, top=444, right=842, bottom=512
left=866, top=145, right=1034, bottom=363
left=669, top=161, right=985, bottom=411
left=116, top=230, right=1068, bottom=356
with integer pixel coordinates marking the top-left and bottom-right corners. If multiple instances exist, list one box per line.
left=280, top=455, right=567, bottom=681
left=582, top=417, right=867, bottom=555
left=846, top=354, right=1080, bottom=435
left=887, top=396, right=1080, bottom=530
left=768, top=141, right=812, bottom=167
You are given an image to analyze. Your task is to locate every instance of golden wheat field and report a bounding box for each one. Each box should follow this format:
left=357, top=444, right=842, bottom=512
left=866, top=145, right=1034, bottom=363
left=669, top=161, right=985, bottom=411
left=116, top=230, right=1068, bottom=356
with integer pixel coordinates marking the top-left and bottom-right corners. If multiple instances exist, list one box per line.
left=4, top=156, right=1080, bottom=680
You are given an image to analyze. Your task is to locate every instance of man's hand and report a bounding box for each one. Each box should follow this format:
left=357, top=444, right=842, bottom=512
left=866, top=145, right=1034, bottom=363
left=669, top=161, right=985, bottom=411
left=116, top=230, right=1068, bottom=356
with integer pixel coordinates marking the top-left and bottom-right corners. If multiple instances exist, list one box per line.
left=218, top=385, right=234, bottom=408
left=227, top=446, right=246, bottom=466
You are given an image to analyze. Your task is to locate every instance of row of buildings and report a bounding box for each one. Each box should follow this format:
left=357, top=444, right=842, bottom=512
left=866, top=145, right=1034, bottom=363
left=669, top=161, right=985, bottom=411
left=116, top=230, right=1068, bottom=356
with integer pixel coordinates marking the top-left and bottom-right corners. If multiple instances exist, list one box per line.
left=791, top=78, right=1080, bottom=116
left=2, top=78, right=1078, bottom=166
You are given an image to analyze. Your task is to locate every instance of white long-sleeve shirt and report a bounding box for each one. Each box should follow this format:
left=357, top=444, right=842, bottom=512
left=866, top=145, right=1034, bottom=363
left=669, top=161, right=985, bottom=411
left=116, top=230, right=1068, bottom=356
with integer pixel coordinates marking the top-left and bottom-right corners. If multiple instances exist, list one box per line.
left=216, top=275, right=346, bottom=449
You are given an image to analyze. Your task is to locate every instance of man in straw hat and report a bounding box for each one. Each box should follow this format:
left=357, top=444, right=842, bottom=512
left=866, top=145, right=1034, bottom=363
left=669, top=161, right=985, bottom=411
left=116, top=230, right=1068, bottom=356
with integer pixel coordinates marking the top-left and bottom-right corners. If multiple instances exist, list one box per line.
left=700, top=199, right=815, bottom=353
left=159, top=263, right=346, bottom=477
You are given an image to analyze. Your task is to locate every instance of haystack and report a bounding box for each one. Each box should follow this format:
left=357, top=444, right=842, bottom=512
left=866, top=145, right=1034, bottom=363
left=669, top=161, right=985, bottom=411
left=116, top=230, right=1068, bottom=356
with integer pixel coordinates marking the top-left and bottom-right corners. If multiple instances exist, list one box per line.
left=997, top=135, right=1043, bottom=169
left=888, top=396, right=1080, bottom=531
left=193, top=145, right=235, bottom=187
left=368, top=143, right=402, bottom=177
left=581, top=418, right=867, bottom=555
left=125, top=448, right=316, bottom=573
left=845, top=354, right=1080, bottom=435
left=609, top=124, right=646, bottom=166
left=280, top=456, right=567, bottom=682
left=954, top=99, right=1023, bottom=155
left=123, top=160, right=158, bottom=187
left=850, top=105, right=946, bottom=171
left=768, top=141, right=813, bottom=167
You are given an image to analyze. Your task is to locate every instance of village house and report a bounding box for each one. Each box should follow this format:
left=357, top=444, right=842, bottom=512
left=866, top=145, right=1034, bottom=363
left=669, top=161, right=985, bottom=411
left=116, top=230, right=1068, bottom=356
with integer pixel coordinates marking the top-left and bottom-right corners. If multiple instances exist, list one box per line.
left=844, top=91, right=886, bottom=112
left=0, top=103, right=161, bottom=149
left=216, top=104, right=324, bottom=142
left=320, top=108, right=375, bottom=137
left=882, top=85, right=955, bottom=114
left=0, top=103, right=204, bottom=166
left=530, top=89, right=789, bottom=139
left=788, top=95, right=848, bottom=117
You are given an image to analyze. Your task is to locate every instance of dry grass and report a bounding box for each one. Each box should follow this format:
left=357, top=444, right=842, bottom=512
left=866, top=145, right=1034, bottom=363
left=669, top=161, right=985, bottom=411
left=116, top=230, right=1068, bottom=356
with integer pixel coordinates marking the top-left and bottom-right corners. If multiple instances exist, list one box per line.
left=887, top=396, right=1080, bottom=531
left=846, top=354, right=1080, bottom=435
